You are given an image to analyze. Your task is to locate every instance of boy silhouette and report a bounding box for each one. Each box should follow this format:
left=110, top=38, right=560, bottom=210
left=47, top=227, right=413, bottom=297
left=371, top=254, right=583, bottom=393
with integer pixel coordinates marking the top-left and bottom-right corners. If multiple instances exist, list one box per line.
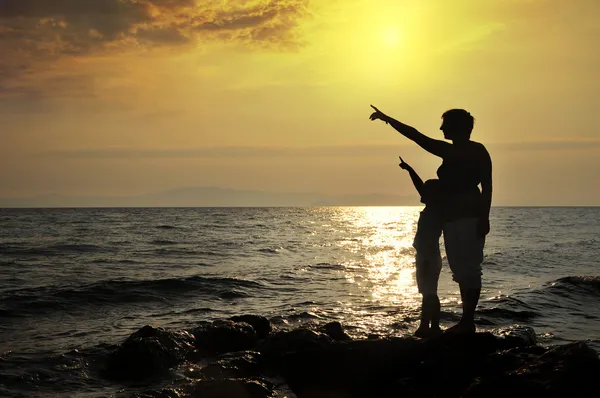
left=400, top=156, right=443, bottom=337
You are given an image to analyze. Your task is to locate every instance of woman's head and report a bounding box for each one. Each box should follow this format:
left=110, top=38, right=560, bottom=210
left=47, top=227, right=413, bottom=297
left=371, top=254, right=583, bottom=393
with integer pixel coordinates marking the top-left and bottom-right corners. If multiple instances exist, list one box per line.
left=440, top=109, right=474, bottom=141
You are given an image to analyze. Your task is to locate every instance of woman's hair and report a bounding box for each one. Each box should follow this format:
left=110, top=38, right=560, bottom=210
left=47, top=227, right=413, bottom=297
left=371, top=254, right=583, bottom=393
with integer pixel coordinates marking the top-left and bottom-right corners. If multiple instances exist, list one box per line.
left=442, top=109, right=475, bottom=138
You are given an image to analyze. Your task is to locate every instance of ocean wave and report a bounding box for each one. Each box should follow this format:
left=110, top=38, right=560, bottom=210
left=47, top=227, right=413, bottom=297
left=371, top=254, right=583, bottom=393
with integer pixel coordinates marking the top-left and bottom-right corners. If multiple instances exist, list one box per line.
left=150, top=239, right=178, bottom=245
left=90, top=259, right=139, bottom=265
left=477, top=307, right=540, bottom=320
left=310, top=263, right=344, bottom=270
left=258, top=248, right=280, bottom=254
left=155, top=225, right=179, bottom=230
left=151, top=248, right=222, bottom=256
left=553, top=238, right=599, bottom=248
left=515, top=276, right=600, bottom=308
left=0, top=243, right=113, bottom=256
left=547, top=276, right=600, bottom=295
left=555, top=276, right=600, bottom=288
left=0, top=276, right=264, bottom=317
left=546, top=276, right=600, bottom=296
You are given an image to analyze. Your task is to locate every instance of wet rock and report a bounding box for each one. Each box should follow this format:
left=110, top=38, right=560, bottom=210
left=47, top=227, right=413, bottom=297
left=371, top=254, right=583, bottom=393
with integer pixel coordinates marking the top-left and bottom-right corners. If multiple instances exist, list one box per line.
left=190, top=320, right=257, bottom=355
left=276, top=327, right=576, bottom=398
left=128, top=387, right=186, bottom=398
left=125, top=378, right=275, bottom=398
left=103, top=321, right=600, bottom=398
left=465, top=342, right=600, bottom=398
left=259, top=329, right=334, bottom=361
left=278, top=337, right=426, bottom=397
left=402, top=329, right=542, bottom=397
left=199, top=351, right=264, bottom=379
left=190, top=378, right=275, bottom=398
left=493, top=325, right=537, bottom=348
left=475, top=345, right=548, bottom=377
left=182, top=363, right=204, bottom=379
left=230, top=315, right=272, bottom=339
left=320, top=321, right=351, bottom=341
left=104, top=326, right=195, bottom=381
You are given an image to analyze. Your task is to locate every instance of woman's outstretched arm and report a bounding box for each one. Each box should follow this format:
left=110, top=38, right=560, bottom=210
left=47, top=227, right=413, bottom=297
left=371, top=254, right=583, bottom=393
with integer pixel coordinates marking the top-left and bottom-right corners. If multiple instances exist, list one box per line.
left=369, top=105, right=451, bottom=158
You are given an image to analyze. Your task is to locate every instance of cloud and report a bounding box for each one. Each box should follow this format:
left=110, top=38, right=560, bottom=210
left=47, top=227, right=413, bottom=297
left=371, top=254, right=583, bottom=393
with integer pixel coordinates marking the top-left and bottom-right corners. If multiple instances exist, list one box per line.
left=0, top=0, right=308, bottom=47
left=38, top=141, right=600, bottom=160
left=39, top=145, right=391, bottom=160
left=0, top=0, right=310, bottom=96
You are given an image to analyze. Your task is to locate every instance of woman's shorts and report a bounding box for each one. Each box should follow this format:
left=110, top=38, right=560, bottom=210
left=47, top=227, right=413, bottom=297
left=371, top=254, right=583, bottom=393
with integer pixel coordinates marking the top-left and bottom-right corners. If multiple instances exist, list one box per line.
left=443, top=217, right=485, bottom=289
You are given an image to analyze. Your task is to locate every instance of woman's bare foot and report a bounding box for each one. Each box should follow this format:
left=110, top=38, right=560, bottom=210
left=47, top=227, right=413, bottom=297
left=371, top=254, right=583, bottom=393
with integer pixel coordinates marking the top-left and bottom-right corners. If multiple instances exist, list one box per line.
left=414, top=326, right=431, bottom=338
left=429, top=326, right=443, bottom=337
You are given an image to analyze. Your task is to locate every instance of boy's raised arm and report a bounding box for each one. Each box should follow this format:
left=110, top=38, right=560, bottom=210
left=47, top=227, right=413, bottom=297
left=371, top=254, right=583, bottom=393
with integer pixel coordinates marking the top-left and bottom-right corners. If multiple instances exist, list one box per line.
left=399, top=157, right=424, bottom=196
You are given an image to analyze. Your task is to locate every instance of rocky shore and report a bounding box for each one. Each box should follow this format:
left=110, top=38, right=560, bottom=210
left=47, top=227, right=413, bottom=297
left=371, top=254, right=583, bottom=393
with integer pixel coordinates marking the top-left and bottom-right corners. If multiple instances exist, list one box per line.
left=103, top=315, right=600, bottom=397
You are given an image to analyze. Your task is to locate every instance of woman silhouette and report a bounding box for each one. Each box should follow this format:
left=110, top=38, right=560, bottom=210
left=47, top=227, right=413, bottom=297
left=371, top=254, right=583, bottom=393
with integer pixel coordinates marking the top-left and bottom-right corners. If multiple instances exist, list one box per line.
left=369, top=105, right=492, bottom=334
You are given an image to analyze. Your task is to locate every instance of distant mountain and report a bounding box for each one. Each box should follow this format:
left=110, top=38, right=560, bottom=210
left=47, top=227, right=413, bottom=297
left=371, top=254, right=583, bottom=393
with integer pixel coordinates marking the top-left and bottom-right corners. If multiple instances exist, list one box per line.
left=0, top=187, right=420, bottom=208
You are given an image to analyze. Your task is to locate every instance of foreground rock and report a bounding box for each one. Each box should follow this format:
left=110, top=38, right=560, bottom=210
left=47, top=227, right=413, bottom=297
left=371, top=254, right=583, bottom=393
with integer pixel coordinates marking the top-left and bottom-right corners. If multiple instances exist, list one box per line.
left=190, top=320, right=258, bottom=356
left=104, top=325, right=195, bottom=381
left=129, top=378, right=276, bottom=398
left=230, top=315, right=272, bottom=339
left=464, top=341, right=600, bottom=398
left=105, top=318, right=600, bottom=398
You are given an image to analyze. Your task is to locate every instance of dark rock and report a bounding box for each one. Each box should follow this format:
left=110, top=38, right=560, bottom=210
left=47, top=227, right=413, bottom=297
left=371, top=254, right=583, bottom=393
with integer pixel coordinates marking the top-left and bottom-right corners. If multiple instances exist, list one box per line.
left=279, top=337, right=426, bottom=397
left=103, top=320, right=599, bottom=398
left=104, top=326, right=195, bottom=381
left=465, top=342, right=600, bottom=398
left=190, top=320, right=257, bottom=355
left=125, top=378, right=275, bottom=398
left=320, top=321, right=351, bottom=341
left=190, top=378, right=275, bottom=398
left=476, top=345, right=548, bottom=377
left=276, top=328, right=565, bottom=398
left=493, top=325, right=537, bottom=348
left=403, top=329, right=541, bottom=397
left=128, top=387, right=186, bottom=398
left=230, top=315, right=272, bottom=339
left=183, top=363, right=204, bottom=379
left=199, top=351, right=264, bottom=379
left=259, top=329, right=334, bottom=361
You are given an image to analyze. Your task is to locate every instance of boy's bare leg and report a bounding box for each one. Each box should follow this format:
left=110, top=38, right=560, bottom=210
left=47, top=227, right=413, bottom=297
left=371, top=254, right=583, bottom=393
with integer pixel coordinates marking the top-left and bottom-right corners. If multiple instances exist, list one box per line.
left=429, top=295, right=442, bottom=335
left=415, top=294, right=442, bottom=337
left=414, top=295, right=431, bottom=338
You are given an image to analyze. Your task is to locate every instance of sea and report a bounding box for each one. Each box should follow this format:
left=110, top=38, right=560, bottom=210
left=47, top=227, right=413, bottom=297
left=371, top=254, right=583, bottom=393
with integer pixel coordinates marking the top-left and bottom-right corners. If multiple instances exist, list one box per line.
left=0, top=207, right=599, bottom=397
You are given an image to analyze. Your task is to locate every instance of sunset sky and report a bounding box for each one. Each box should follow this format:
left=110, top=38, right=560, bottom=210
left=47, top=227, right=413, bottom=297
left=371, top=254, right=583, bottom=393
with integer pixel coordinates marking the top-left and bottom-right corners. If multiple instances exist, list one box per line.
left=1, top=0, right=599, bottom=206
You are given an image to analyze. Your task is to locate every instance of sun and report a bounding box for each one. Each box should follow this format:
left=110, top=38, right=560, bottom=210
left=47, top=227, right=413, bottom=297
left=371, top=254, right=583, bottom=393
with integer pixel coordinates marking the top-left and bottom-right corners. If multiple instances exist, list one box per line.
left=382, top=26, right=402, bottom=48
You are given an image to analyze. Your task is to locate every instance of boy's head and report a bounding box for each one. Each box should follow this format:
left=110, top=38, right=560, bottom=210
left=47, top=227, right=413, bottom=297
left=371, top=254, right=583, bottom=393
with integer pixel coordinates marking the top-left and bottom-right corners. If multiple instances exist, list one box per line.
left=421, top=179, right=441, bottom=204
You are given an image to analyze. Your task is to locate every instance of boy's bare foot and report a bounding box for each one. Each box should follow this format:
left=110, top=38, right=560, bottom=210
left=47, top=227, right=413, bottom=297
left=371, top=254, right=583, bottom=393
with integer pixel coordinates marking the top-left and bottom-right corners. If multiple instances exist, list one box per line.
left=414, top=326, right=430, bottom=338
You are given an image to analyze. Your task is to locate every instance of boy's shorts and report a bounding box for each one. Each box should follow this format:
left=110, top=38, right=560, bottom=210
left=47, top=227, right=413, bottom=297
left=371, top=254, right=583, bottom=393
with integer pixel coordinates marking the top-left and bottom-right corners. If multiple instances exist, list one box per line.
left=415, top=250, right=442, bottom=296
left=443, top=217, right=485, bottom=289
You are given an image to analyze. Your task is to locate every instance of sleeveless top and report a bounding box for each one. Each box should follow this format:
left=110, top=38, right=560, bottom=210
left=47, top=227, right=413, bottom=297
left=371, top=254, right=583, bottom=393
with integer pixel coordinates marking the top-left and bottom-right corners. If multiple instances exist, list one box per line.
left=437, top=141, right=484, bottom=221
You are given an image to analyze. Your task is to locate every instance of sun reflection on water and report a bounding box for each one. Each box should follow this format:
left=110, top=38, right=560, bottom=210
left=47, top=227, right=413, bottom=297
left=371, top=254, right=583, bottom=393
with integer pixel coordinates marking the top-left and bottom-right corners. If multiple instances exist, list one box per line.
left=335, top=206, right=422, bottom=308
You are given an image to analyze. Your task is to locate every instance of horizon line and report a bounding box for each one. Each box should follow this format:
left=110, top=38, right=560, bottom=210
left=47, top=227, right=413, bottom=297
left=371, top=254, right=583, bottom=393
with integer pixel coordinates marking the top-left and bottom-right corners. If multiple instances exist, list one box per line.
left=2, top=205, right=599, bottom=209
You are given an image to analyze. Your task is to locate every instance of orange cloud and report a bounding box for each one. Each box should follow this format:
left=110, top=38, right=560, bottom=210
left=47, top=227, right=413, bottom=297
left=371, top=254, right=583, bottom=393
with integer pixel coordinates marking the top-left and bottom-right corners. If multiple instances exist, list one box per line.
left=0, top=0, right=310, bottom=96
